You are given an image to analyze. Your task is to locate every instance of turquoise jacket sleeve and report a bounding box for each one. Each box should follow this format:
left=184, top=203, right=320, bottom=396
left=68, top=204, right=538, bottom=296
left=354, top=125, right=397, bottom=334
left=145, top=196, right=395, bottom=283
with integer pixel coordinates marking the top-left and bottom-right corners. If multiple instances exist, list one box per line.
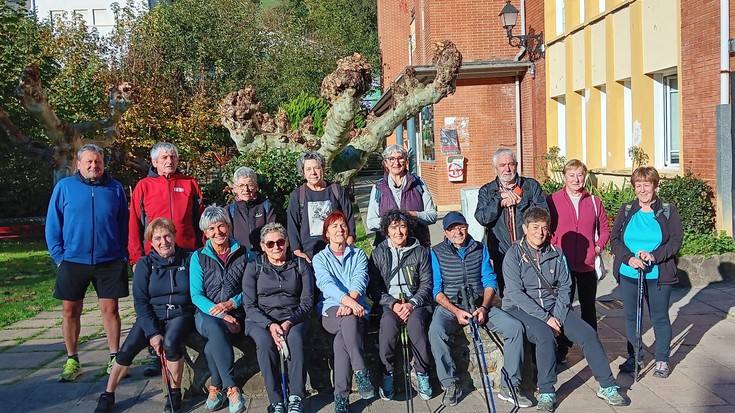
left=481, top=244, right=499, bottom=292
left=189, top=251, right=219, bottom=317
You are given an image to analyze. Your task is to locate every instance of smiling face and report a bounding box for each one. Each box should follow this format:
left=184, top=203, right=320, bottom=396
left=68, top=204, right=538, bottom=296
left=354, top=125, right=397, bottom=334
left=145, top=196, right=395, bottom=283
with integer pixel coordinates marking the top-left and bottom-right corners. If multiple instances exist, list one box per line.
left=444, top=224, right=468, bottom=248
left=325, top=218, right=348, bottom=246
left=261, top=230, right=288, bottom=262
left=494, top=153, right=518, bottom=184
left=152, top=150, right=179, bottom=178
left=151, top=227, right=175, bottom=258
left=204, top=221, right=230, bottom=249
left=564, top=166, right=586, bottom=194
left=387, top=220, right=409, bottom=248
left=634, top=180, right=657, bottom=205
left=383, top=150, right=408, bottom=176
left=522, top=220, right=550, bottom=250
left=303, top=159, right=325, bottom=187
left=234, top=176, right=258, bottom=202
left=76, top=150, right=105, bottom=180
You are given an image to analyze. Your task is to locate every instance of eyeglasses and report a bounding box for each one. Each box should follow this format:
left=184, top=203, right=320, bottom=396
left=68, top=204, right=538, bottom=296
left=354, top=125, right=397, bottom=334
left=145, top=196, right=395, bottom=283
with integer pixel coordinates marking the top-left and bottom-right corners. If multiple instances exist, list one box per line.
left=264, top=238, right=287, bottom=249
left=234, top=183, right=257, bottom=191
left=385, top=156, right=406, bottom=163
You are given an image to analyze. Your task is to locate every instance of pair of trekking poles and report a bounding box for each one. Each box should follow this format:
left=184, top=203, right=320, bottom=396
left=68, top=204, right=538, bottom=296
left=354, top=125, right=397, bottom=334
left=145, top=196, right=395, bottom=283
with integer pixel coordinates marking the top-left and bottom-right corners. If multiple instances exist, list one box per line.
left=633, top=261, right=651, bottom=383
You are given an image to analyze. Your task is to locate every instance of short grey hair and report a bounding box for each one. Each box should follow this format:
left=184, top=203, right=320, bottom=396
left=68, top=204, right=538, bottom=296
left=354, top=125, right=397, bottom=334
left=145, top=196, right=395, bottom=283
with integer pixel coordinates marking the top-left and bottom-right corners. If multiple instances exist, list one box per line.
left=260, top=222, right=287, bottom=243
left=199, top=205, right=231, bottom=232
left=233, top=166, right=258, bottom=183
left=297, top=151, right=326, bottom=177
left=77, top=144, right=104, bottom=161
left=492, top=148, right=517, bottom=167
left=150, top=142, right=179, bottom=160
left=382, top=144, right=408, bottom=159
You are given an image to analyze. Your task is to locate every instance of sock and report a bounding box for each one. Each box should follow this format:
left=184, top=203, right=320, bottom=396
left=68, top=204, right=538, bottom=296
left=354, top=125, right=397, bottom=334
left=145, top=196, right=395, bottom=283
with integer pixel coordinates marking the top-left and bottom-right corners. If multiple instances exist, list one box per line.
left=170, top=388, right=182, bottom=397
left=109, top=353, right=117, bottom=361
left=68, top=354, right=79, bottom=363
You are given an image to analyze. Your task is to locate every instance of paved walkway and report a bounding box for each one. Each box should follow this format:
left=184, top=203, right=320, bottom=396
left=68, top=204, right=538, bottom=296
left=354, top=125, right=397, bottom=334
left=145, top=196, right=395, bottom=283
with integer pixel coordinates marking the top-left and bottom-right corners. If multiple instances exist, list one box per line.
left=1, top=177, right=735, bottom=412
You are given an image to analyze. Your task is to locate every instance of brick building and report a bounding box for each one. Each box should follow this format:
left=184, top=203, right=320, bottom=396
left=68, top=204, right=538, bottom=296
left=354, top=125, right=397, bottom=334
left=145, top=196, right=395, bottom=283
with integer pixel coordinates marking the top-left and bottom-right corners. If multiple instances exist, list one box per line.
left=374, top=0, right=547, bottom=211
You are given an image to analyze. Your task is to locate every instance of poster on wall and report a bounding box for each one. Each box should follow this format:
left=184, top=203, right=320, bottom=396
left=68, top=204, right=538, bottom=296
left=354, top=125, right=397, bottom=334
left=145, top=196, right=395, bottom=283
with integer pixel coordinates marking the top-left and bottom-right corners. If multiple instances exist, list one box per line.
left=440, top=129, right=460, bottom=155
left=420, top=106, right=435, bottom=161
left=443, top=116, right=470, bottom=150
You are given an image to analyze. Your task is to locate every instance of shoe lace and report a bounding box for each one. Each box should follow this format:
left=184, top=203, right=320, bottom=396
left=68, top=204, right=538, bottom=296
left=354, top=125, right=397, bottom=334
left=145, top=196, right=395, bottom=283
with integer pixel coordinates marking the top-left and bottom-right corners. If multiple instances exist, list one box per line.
left=355, top=371, right=370, bottom=388
left=227, top=387, right=241, bottom=406
left=538, top=393, right=555, bottom=403
left=63, top=359, right=78, bottom=373
left=287, top=396, right=302, bottom=413
left=335, top=397, right=348, bottom=409
left=600, top=385, right=621, bottom=398
left=207, top=386, right=221, bottom=402
left=417, top=374, right=430, bottom=392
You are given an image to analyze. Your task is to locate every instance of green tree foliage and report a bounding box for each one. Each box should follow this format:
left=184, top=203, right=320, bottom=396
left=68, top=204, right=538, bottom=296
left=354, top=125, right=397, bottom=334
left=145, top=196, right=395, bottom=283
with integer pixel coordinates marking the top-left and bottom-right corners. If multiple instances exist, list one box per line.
left=658, top=171, right=716, bottom=234
left=280, top=92, right=330, bottom=136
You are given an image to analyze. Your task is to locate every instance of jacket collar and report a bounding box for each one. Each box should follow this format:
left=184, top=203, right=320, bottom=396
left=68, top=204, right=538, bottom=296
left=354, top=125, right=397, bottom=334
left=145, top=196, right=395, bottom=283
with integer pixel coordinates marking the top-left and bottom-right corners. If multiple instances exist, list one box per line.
left=74, top=171, right=111, bottom=186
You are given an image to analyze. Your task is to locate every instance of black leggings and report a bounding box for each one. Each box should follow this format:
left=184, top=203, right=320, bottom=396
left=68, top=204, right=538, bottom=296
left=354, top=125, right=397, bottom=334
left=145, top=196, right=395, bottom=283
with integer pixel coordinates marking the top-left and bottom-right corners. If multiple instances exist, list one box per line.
left=116, top=314, right=193, bottom=366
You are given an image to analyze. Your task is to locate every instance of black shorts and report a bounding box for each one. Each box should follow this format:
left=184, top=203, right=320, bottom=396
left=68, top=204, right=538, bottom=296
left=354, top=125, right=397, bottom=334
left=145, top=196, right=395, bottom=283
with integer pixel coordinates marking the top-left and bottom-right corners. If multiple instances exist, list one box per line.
left=53, top=259, right=129, bottom=301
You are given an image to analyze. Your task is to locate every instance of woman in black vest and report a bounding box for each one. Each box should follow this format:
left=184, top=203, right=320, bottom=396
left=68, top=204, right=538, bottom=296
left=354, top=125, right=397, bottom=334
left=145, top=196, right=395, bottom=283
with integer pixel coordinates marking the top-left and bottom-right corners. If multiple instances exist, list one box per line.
left=227, top=166, right=276, bottom=251
left=190, top=206, right=251, bottom=413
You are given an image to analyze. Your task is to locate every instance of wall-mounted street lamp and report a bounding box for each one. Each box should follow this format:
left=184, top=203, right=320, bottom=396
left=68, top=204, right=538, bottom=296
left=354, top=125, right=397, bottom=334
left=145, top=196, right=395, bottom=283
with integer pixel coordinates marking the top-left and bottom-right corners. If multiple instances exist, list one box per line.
left=499, top=0, right=544, bottom=62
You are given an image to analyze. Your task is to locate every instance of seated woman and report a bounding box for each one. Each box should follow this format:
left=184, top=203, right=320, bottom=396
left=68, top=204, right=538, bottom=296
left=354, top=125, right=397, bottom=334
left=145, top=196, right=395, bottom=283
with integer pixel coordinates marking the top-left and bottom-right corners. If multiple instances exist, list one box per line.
left=94, top=218, right=194, bottom=413
left=501, top=207, right=628, bottom=412
left=242, top=223, right=314, bottom=413
left=190, top=206, right=251, bottom=413
left=367, top=209, right=433, bottom=401
left=227, top=166, right=276, bottom=252
left=313, top=211, right=374, bottom=413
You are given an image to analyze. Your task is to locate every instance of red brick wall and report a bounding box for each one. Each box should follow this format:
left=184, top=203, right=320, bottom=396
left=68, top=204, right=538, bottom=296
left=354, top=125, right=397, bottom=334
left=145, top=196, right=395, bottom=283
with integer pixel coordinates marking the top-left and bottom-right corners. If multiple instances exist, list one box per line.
left=377, top=0, right=412, bottom=87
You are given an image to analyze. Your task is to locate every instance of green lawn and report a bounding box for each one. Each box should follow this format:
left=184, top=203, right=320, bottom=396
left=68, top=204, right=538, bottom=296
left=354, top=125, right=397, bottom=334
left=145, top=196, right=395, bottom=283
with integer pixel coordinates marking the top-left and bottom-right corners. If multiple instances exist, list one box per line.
left=0, top=241, right=58, bottom=329
left=259, top=0, right=280, bottom=8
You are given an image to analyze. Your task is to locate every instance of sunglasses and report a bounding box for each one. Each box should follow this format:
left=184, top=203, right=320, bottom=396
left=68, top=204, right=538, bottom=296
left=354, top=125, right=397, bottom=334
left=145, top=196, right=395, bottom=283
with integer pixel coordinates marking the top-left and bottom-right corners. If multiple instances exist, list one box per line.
left=264, top=238, right=287, bottom=249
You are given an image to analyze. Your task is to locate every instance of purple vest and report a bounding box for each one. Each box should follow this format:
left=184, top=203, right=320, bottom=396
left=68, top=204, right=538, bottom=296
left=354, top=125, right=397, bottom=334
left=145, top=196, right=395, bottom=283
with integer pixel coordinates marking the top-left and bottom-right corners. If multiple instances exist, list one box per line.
left=374, top=173, right=431, bottom=247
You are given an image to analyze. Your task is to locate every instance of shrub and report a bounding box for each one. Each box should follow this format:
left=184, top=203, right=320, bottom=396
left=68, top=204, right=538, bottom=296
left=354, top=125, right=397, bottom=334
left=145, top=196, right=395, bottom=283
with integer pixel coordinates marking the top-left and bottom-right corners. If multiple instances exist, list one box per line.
left=0, top=146, right=52, bottom=219
left=279, top=92, right=330, bottom=137
left=658, top=171, right=715, bottom=234
left=679, top=231, right=735, bottom=257
left=595, top=181, right=636, bottom=219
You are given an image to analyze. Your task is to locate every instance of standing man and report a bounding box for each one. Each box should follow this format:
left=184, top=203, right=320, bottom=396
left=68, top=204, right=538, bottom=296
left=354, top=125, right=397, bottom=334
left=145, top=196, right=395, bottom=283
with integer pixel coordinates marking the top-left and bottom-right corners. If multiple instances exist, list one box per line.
left=46, top=144, right=129, bottom=382
left=128, top=142, right=204, bottom=376
left=428, top=212, right=532, bottom=408
left=475, top=148, right=547, bottom=295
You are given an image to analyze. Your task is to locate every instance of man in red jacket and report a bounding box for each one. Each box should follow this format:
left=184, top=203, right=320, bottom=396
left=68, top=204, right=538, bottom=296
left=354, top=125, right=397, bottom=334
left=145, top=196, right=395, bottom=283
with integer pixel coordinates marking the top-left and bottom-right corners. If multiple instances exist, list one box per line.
left=128, top=141, right=204, bottom=375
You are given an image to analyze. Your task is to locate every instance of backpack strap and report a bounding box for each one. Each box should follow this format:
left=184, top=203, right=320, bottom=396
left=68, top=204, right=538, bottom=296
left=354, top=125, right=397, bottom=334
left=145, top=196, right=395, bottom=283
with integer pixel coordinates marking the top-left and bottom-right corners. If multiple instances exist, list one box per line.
left=229, top=203, right=236, bottom=219
left=262, top=199, right=270, bottom=215
left=656, top=202, right=671, bottom=220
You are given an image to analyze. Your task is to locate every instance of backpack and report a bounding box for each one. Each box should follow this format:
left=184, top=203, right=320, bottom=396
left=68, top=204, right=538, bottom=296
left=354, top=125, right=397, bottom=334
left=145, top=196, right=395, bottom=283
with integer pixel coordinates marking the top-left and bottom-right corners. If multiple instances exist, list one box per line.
left=253, top=253, right=306, bottom=279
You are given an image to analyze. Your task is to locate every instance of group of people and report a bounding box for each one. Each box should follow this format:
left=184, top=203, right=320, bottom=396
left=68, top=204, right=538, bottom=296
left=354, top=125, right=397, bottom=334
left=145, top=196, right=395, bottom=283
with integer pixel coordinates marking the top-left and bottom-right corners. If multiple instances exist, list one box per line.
left=45, top=141, right=682, bottom=413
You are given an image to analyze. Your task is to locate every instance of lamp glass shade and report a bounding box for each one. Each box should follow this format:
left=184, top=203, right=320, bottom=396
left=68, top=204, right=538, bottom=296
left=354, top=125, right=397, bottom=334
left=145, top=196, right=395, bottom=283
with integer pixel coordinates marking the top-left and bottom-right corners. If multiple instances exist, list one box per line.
left=499, top=2, right=519, bottom=30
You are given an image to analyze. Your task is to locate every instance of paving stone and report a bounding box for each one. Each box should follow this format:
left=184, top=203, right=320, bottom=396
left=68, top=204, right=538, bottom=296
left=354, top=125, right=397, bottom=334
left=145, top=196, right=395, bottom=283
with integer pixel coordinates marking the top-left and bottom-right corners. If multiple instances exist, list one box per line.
left=0, top=383, right=33, bottom=411
left=0, top=349, right=58, bottom=369
left=0, top=327, right=43, bottom=342
left=4, top=338, right=65, bottom=353
left=0, top=369, right=30, bottom=385
left=6, top=318, right=60, bottom=329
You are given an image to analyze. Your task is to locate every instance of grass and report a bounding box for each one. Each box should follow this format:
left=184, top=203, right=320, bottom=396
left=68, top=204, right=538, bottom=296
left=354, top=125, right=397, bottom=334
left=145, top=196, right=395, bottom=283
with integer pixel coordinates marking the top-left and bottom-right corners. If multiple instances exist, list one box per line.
left=0, top=240, right=58, bottom=329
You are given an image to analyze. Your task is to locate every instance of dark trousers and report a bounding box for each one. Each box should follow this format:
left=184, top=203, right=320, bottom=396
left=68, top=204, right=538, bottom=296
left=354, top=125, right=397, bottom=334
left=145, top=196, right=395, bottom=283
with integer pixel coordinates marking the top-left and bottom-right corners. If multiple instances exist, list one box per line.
left=321, top=306, right=366, bottom=398
left=116, top=315, right=192, bottom=366
left=195, top=311, right=239, bottom=390
left=378, top=306, right=432, bottom=374
left=506, top=308, right=616, bottom=393
left=491, top=251, right=506, bottom=297
left=245, top=320, right=308, bottom=403
left=570, top=270, right=598, bottom=330
left=620, top=275, right=672, bottom=362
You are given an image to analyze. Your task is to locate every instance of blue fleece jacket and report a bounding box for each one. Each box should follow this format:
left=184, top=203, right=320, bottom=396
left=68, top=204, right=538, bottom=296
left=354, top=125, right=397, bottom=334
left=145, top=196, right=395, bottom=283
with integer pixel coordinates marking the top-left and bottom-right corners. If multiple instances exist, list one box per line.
left=313, top=244, right=370, bottom=317
left=45, top=172, right=129, bottom=265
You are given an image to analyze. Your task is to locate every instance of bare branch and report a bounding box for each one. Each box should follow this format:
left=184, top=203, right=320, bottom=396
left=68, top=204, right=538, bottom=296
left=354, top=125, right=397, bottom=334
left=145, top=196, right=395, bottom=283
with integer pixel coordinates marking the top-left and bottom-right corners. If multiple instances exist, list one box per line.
left=16, top=65, right=69, bottom=145
left=0, top=107, right=54, bottom=162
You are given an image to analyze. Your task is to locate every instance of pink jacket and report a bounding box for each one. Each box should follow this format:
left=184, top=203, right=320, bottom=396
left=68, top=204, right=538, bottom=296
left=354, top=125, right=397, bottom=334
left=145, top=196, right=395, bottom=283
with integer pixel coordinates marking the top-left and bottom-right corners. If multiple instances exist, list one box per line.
left=547, top=189, right=610, bottom=273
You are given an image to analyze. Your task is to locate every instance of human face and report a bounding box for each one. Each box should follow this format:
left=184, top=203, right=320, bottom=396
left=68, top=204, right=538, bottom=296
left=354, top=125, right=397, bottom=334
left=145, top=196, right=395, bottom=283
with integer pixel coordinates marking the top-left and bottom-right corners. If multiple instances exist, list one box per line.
left=634, top=180, right=657, bottom=205
left=384, top=150, right=408, bottom=176
left=326, top=218, right=348, bottom=246
left=151, top=227, right=175, bottom=258
left=234, top=176, right=258, bottom=202
left=564, top=167, right=586, bottom=195
left=152, top=150, right=179, bottom=178
left=76, top=150, right=105, bottom=180
left=523, top=220, right=549, bottom=250
left=387, top=220, right=409, bottom=248
left=495, top=154, right=518, bottom=184
left=303, top=159, right=325, bottom=186
left=444, top=224, right=468, bottom=248
left=261, top=231, right=288, bottom=262
left=204, top=221, right=230, bottom=249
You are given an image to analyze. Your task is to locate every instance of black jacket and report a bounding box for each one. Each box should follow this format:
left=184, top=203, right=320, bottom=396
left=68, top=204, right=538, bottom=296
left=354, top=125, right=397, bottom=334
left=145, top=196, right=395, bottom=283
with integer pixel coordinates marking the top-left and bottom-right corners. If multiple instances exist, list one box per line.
left=610, top=197, right=683, bottom=285
left=133, top=247, right=193, bottom=339
left=368, top=237, right=433, bottom=310
left=228, top=196, right=276, bottom=251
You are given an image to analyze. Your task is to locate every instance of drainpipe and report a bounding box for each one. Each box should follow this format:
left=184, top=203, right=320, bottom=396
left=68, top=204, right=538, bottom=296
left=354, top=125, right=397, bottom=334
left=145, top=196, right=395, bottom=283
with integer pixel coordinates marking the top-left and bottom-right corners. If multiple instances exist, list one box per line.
left=515, top=76, right=523, bottom=173
left=721, top=0, right=730, bottom=105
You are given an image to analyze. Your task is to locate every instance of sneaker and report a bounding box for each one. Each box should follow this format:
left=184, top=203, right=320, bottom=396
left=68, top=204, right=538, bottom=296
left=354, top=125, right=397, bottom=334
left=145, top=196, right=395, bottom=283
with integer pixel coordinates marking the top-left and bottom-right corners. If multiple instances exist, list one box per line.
left=619, top=356, right=644, bottom=373
left=206, top=386, right=226, bottom=411
left=163, top=391, right=183, bottom=413
left=226, top=386, right=245, bottom=413
left=106, top=357, right=115, bottom=375
left=59, top=358, right=82, bottom=382
left=556, top=346, right=569, bottom=364
left=94, top=392, right=115, bottom=413
left=536, top=392, right=556, bottom=412
left=497, top=386, right=533, bottom=408
left=653, top=361, right=670, bottom=378
left=378, top=372, right=394, bottom=400
left=354, top=369, right=375, bottom=399
left=417, top=372, right=432, bottom=401
left=144, top=347, right=162, bottom=377
left=287, top=395, right=303, bottom=413
left=268, top=402, right=285, bottom=413
left=597, top=385, right=628, bottom=406
left=441, top=381, right=462, bottom=406
left=333, top=396, right=349, bottom=413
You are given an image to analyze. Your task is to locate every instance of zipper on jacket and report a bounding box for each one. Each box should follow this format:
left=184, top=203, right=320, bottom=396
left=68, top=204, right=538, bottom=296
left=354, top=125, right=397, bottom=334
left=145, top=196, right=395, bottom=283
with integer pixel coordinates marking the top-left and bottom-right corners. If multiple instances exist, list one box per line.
left=168, top=178, right=174, bottom=221
left=168, top=266, right=175, bottom=320
left=91, top=186, right=95, bottom=265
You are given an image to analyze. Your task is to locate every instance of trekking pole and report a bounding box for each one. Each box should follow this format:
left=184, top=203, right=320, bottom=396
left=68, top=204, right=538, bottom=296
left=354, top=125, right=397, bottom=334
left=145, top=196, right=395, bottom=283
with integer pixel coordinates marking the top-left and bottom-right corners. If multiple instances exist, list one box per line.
left=482, top=326, right=520, bottom=413
left=279, top=334, right=291, bottom=407
left=398, top=294, right=414, bottom=413
left=460, top=286, right=496, bottom=413
left=634, top=266, right=645, bottom=382
left=160, top=349, right=176, bottom=413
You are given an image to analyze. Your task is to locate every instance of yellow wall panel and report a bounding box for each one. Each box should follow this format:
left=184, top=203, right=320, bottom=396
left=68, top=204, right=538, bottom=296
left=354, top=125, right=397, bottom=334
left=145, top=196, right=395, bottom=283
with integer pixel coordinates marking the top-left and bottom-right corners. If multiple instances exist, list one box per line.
left=548, top=42, right=567, bottom=98
left=613, top=7, right=631, bottom=81
left=642, top=0, right=677, bottom=73
left=591, top=20, right=607, bottom=86
left=572, top=31, right=586, bottom=91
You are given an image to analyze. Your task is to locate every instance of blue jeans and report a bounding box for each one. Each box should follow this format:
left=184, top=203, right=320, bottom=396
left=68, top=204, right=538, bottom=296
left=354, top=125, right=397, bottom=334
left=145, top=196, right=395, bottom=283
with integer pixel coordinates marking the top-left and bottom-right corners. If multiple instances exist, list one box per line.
left=620, top=275, right=673, bottom=362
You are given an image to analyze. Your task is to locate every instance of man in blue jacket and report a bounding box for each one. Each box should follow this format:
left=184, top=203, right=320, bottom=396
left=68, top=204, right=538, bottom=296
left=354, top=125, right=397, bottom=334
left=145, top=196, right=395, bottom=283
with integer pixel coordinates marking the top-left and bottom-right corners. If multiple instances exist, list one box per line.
left=46, top=144, right=129, bottom=382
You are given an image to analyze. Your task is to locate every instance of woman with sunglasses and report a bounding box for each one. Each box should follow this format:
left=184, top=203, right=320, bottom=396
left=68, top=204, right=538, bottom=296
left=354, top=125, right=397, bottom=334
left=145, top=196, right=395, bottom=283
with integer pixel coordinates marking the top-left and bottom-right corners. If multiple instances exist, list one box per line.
left=242, top=223, right=314, bottom=413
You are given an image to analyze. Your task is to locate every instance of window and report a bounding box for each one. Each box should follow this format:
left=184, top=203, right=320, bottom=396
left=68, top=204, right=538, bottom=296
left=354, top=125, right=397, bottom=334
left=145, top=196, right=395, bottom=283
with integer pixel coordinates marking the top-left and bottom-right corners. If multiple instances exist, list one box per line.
left=93, top=9, right=112, bottom=26
left=623, top=80, right=632, bottom=168
left=556, top=0, right=566, bottom=35
left=580, top=0, right=585, bottom=24
left=599, top=0, right=605, bottom=14
left=654, top=74, right=680, bottom=168
left=73, top=9, right=90, bottom=24
left=557, top=96, right=567, bottom=157
left=599, top=85, right=607, bottom=168
left=409, top=17, right=416, bottom=56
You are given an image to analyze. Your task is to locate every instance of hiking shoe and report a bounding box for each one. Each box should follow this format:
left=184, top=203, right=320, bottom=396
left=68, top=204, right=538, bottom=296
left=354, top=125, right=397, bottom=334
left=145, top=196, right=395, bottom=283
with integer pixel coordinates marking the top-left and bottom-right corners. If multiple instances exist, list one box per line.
left=379, top=372, right=394, bottom=400
left=354, top=369, right=375, bottom=399
left=597, top=385, right=628, bottom=406
left=164, top=391, right=183, bottom=413
left=653, top=361, right=670, bottom=378
left=497, top=386, right=533, bottom=408
left=287, top=395, right=303, bottom=413
left=226, top=386, right=245, bottom=413
left=333, top=396, right=350, bottom=413
left=441, top=381, right=462, bottom=406
left=417, top=372, right=432, bottom=400
left=94, top=392, right=115, bottom=413
left=556, top=345, right=569, bottom=364
left=144, top=347, right=162, bottom=377
left=619, top=356, right=644, bottom=373
left=536, top=392, right=556, bottom=412
left=206, top=386, right=226, bottom=411
left=59, top=358, right=82, bottom=382
left=267, top=402, right=285, bottom=413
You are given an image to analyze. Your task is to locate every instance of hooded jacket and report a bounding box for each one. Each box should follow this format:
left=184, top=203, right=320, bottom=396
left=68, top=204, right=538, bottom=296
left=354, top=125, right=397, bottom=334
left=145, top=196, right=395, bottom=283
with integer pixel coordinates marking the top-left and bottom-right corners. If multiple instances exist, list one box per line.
left=368, top=237, right=433, bottom=310
left=128, top=166, right=204, bottom=264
